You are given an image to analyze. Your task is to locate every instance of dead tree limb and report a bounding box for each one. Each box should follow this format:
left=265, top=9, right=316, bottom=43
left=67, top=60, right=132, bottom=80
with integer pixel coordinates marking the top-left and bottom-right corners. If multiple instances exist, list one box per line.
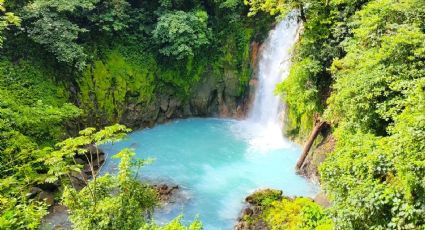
left=296, top=116, right=326, bottom=171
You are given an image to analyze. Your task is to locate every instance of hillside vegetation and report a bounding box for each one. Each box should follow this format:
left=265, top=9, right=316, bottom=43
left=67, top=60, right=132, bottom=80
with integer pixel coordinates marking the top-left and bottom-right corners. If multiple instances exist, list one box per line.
left=247, top=0, right=425, bottom=229
left=0, top=0, right=272, bottom=228
left=1, top=0, right=424, bottom=229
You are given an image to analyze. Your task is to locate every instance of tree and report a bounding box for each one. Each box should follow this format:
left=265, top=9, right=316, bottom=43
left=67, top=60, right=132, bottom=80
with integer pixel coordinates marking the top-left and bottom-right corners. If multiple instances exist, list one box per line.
left=22, top=0, right=99, bottom=70
left=320, top=0, right=425, bottom=228
left=0, top=0, right=20, bottom=47
left=244, top=0, right=307, bottom=21
left=43, top=124, right=155, bottom=229
left=0, top=60, right=81, bottom=229
left=62, top=149, right=158, bottom=230
left=152, top=10, right=211, bottom=60
left=88, top=0, right=131, bottom=33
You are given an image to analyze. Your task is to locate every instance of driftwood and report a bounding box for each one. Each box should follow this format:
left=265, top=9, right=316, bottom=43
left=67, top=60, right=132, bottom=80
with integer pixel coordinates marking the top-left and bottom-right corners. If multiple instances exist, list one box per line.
left=296, top=115, right=326, bottom=171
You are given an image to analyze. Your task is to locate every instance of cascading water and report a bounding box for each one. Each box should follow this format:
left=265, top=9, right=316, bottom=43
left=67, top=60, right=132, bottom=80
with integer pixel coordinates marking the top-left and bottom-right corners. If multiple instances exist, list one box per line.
left=238, top=16, right=300, bottom=151
left=100, top=14, right=317, bottom=230
left=249, top=16, right=299, bottom=123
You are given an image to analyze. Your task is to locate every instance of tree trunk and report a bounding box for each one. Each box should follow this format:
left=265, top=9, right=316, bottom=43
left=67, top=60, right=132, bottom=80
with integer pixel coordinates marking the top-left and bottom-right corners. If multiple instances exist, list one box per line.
left=299, top=5, right=307, bottom=22
left=296, top=120, right=325, bottom=171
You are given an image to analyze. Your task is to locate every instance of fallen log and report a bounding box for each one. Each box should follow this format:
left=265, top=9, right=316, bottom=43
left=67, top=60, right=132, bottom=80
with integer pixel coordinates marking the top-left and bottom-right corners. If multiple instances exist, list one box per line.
left=296, top=120, right=326, bottom=171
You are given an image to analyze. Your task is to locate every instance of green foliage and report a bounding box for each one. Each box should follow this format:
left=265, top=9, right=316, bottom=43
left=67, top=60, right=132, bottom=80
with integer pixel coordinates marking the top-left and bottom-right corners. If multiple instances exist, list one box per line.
left=246, top=189, right=282, bottom=206
left=44, top=124, right=130, bottom=183
left=63, top=148, right=157, bottom=230
left=0, top=196, right=48, bottom=230
left=79, top=49, right=156, bottom=123
left=0, top=60, right=80, bottom=180
left=143, top=215, right=202, bottom=230
left=244, top=190, right=332, bottom=229
left=214, top=26, right=254, bottom=96
left=152, top=10, right=211, bottom=60
left=0, top=60, right=80, bottom=145
left=321, top=86, right=425, bottom=228
left=320, top=0, right=425, bottom=228
left=276, top=58, right=321, bottom=139
left=0, top=0, right=20, bottom=47
left=22, top=0, right=99, bottom=70
left=157, top=55, right=205, bottom=97
left=272, top=0, right=360, bottom=140
left=325, top=0, right=425, bottom=134
left=263, top=197, right=332, bottom=230
left=44, top=124, right=157, bottom=229
left=244, top=0, right=291, bottom=17
left=88, top=0, right=131, bottom=33
left=0, top=60, right=80, bottom=229
left=249, top=0, right=425, bottom=229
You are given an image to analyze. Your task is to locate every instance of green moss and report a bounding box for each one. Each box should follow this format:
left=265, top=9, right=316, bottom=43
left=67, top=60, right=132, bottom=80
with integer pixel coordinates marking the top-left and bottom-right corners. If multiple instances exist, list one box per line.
left=78, top=49, right=157, bottom=123
left=78, top=21, right=264, bottom=125
left=157, top=56, right=205, bottom=99
left=213, top=26, right=255, bottom=97
left=246, top=189, right=283, bottom=207
left=237, top=28, right=254, bottom=96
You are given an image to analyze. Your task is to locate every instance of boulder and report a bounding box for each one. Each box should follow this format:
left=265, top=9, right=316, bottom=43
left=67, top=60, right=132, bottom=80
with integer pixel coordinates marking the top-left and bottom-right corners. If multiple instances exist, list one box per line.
left=160, top=95, right=169, bottom=112
left=152, top=184, right=180, bottom=203
left=245, top=189, right=282, bottom=205
left=234, top=189, right=283, bottom=230
left=314, top=192, right=331, bottom=208
left=69, top=171, right=87, bottom=191
left=166, top=98, right=181, bottom=118
left=41, top=204, right=72, bottom=230
left=36, top=191, right=55, bottom=206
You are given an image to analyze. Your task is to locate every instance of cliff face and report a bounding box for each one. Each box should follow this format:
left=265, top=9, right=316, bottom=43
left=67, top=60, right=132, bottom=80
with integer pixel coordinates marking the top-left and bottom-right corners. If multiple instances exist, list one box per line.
left=76, top=41, right=263, bottom=129
left=120, top=63, right=253, bottom=129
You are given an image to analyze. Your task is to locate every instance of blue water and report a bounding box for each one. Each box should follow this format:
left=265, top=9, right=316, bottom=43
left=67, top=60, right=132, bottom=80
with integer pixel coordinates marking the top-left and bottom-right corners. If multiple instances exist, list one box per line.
left=101, top=118, right=318, bottom=229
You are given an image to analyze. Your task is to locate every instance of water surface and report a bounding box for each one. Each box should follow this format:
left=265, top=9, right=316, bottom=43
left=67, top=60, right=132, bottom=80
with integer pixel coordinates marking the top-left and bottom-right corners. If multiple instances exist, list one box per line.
left=101, top=118, right=318, bottom=229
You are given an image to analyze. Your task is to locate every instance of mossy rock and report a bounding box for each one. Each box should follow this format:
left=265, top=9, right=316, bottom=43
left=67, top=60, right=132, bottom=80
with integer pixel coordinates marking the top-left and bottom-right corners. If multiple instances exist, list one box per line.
left=245, top=189, right=283, bottom=207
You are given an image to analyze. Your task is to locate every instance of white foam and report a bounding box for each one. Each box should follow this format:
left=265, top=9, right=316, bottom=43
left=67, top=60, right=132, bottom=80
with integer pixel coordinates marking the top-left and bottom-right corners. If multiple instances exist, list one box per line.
left=243, top=13, right=300, bottom=153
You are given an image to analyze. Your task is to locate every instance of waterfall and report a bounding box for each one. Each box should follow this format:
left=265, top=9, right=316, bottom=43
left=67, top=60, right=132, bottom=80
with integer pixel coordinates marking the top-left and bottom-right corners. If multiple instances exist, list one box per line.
left=238, top=14, right=300, bottom=151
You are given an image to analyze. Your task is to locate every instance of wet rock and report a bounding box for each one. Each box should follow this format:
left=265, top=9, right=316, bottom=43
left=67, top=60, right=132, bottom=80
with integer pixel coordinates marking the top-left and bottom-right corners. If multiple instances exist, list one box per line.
left=234, top=190, right=279, bottom=230
left=42, top=204, right=72, bottom=230
left=234, top=220, right=268, bottom=230
left=314, top=192, right=331, bottom=208
left=191, top=72, right=217, bottom=116
left=36, top=191, right=55, bottom=206
left=83, top=164, right=92, bottom=175
left=69, top=171, right=87, bottom=191
left=95, top=39, right=266, bottom=129
left=74, top=157, right=85, bottom=165
left=160, top=96, right=169, bottom=112
left=242, top=207, right=253, bottom=216
left=183, top=104, right=192, bottom=116
left=153, top=184, right=180, bottom=202
left=93, top=154, right=105, bottom=168
left=234, top=189, right=284, bottom=230
left=298, top=133, right=335, bottom=183
left=86, top=144, right=104, bottom=160
left=28, top=187, right=43, bottom=199
left=166, top=98, right=181, bottom=118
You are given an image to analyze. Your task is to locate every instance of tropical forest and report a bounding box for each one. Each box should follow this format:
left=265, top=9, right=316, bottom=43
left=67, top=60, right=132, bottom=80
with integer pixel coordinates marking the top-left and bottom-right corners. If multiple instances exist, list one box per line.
left=0, top=0, right=424, bottom=229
